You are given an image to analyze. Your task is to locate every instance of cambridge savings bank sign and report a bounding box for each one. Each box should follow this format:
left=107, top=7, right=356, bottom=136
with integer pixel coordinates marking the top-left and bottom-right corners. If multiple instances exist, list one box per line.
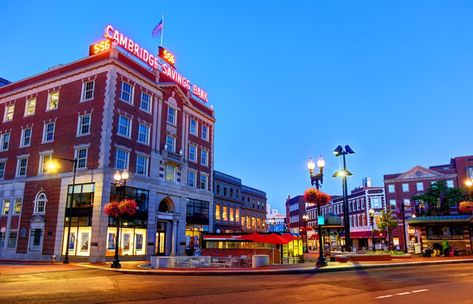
left=90, top=25, right=208, bottom=103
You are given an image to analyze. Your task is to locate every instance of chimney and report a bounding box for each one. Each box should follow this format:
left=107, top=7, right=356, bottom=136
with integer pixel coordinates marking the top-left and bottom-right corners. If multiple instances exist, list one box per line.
left=362, top=177, right=372, bottom=187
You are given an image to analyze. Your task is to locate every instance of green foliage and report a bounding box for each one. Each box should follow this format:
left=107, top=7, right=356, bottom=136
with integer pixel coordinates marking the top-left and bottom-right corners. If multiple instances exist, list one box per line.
left=412, top=180, right=465, bottom=215
left=376, top=210, right=398, bottom=250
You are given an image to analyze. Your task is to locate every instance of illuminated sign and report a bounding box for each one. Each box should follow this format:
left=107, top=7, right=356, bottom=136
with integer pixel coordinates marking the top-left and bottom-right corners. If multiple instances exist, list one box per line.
left=101, top=25, right=208, bottom=102
left=158, top=47, right=176, bottom=66
left=89, top=39, right=111, bottom=56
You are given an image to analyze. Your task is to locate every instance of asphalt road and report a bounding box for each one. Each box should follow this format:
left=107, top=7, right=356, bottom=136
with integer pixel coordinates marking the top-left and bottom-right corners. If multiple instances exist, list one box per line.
left=0, top=263, right=472, bottom=304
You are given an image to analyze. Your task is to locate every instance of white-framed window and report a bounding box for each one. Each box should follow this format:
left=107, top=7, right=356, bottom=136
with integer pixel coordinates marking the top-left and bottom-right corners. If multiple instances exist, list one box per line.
left=7, top=230, right=18, bottom=248
left=388, top=184, right=395, bottom=193
left=189, top=144, right=197, bottom=162
left=467, top=166, right=473, bottom=179
left=0, top=160, right=6, bottom=179
left=201, top=149, right=208, bottom=166
left=416, top=182, right=424, bottom=191
left=81, top=80, right=95, bottom=101
left=2, top=199, right=10, bottom=215
left=1, top=132, right=10, bottom=151
left=137, top=123, right=150, bottom=145
left=165, top=165, right=176, bottom=182
left=21, top=128, right=32, bottom=147
left=167, top=107, right=176, bottom=125
left=402, top=183, right=409, bottom=192
left=46, top=91, right=59, bottom=111
left=39, top=154, right=52, bottom=174
left=77, top=113, right=91, bottom=136
left=34, top=192, right=47, bottom=214
left=190, top=118, right=197, bottom=135
left=75, top=148, right=88, bottom=169
left=447, top=180, right=454, bottom=188
left=120, top=82, right=133, bottom=104
left=4, top=104, right=14, bottom=122
left=25, top=98, right=36, bottom=116
left=140, top=92, right=151, bottom=113
left=136, top=154, right=149, bottom=176
left=371, top=197, right=382, bottom=208
left=16, top=157, right=28, bottom=177
left=42, top=122, right=55, bottom=143
left=13, top=198, right=22, bottom=214
left=200, top=173, right=208, bottom=190
left=187, top=170, right=196, bottom=187
left=201, top=125, right=209, bottom=141
left=389, top=199, right=397, bottom=211
left=403, top=199, right=411, bottom=207
left=166, top=135, right=176, bottom=153
left=118, top=115, right=132, bottom=138
left=115, top=149, right=129, bottom=170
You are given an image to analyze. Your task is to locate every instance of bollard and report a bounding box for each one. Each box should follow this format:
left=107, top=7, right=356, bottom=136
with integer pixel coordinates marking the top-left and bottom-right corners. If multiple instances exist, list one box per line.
left=50, top=255, right=56, bottom=263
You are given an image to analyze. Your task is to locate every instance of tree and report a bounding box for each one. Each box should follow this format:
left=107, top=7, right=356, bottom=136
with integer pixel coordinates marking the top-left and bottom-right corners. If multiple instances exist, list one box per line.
left=412, top=181, right=464, bottom=215
left=377, top=210, right=398, bottom=250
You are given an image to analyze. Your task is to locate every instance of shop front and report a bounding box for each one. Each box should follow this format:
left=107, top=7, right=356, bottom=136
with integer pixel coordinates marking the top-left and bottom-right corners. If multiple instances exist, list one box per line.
left=185, top=199, right=210, bottom=255
left=408, top=215, right=473, bottom=256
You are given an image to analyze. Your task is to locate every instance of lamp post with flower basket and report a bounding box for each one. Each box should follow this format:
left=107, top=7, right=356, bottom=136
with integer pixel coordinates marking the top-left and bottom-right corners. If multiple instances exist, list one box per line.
left=304, top=188, right=331, bottom=267
left=105, top=170, right=137, bottom=269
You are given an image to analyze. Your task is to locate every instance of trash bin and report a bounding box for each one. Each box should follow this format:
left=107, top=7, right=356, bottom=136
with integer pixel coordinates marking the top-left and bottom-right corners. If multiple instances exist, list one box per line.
left=252, top=255, right=269, bottom=268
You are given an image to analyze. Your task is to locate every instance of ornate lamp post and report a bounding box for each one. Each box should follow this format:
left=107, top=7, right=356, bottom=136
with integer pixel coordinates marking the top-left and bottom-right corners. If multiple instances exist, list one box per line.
left=465, top=179, right=473, bottom=200
left=333, top=145, right=355, bottom=252
left=306, top=156, right=328, bottom=267
left=368, top=208, right=375, bottom=251
left=46, top=157, right=78, bottom=264
left=111, top=169, right=129, bottom=269
left=400, top=201, right=410, bottom=253
left=302, top=213, right=309, bottom=253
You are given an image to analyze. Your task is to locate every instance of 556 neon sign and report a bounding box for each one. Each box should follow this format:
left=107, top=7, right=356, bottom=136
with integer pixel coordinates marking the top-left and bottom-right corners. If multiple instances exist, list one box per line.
left=101, top=25, right=208, bottom=102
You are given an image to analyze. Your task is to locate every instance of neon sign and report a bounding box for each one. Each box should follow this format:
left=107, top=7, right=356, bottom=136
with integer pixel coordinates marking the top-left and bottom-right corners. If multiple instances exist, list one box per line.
left=89, top=39, right=111, bottom=56
left=158, top=47, right=176, bottom=67
left=101, top=25, right=208, bottom=102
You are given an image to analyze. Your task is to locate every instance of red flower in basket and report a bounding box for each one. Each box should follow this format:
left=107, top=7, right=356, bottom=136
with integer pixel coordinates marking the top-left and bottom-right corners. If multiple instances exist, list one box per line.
left=119, top=199, right=138, bottom=217
left=304, top=188, right=331, bottom=207
left=104, top=201, right=120, bottom=218
left=459, top=201, right=473, bottom=214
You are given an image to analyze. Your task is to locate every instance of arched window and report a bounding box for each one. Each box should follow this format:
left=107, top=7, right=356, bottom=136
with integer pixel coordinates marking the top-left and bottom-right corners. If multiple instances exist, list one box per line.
left=158, top=200, right=170, bottom=213
left=34, top=192, right=47, bottom=214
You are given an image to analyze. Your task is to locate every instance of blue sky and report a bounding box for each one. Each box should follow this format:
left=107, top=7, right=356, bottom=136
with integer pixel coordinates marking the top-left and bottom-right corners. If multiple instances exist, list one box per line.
left=2, top=1, right=473, bottom=212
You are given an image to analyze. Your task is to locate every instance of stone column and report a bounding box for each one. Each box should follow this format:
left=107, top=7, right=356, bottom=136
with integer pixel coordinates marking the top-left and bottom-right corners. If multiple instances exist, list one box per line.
left=171, top=217, right=178, bottom=256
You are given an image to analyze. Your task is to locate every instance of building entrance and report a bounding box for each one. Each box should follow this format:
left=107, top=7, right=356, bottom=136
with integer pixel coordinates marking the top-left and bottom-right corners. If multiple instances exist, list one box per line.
left=156, top=221, right=167, bottom=255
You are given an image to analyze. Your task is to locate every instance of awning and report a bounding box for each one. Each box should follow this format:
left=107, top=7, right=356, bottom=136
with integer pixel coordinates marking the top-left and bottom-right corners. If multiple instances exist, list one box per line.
left=241, top=233, right=296, bottom=244
left=350, top=231, right=385, bottom=239
left=408, top=215, right=473, bottom=226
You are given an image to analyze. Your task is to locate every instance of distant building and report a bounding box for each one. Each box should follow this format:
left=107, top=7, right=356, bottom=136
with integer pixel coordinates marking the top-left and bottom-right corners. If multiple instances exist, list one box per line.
left=384, top=155, right=473, bottom=251
left=285, top=195, right=306, bottom=234
left=213, top=171, right=267, bottom=233
left=266, top=203, right=286, bottom=232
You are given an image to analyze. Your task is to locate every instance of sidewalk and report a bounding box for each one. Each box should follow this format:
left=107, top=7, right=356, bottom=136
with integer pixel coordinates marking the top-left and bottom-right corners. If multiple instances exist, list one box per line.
left=75, top=255, right=473, bottom=276
left=2, top=255, right=472, bottom=276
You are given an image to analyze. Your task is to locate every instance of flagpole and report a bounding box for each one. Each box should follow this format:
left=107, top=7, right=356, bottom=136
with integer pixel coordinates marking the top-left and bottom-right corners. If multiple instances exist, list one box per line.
left=160, top=13, right=164, bottom=47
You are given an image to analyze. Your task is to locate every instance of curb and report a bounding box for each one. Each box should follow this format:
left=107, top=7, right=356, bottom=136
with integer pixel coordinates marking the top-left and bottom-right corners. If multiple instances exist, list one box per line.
left=77, top=258, right=473, bottom=276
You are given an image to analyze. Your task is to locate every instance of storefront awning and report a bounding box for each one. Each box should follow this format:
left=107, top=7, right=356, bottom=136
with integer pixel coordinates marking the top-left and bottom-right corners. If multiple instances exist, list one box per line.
left=408, top=215, right=473, bottom=226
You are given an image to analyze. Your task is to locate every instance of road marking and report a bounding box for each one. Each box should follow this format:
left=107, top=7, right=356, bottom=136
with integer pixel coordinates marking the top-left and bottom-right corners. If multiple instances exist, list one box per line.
left=375, top=295, right=393, bottom=299
left=411, top=289, right=429, bottom=293
left=396, top=292, right=411, bottom=296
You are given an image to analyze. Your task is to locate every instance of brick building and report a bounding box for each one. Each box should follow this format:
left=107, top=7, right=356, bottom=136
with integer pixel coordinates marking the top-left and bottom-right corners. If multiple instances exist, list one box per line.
left=0, top=25, right=215, bottom=261
left=383, top=155, right=473, bottom=251
left=286, top=179, right=387, bottom=251
left=213, top=171, right=267, bottom=233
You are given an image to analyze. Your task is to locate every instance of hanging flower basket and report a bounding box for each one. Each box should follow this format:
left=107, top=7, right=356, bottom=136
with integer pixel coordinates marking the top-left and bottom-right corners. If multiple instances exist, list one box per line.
left=304, top=188, right=331, bottom=207
left=104, top=199, right=138, bottom=218
left=459, top=201, right=473, bottom=214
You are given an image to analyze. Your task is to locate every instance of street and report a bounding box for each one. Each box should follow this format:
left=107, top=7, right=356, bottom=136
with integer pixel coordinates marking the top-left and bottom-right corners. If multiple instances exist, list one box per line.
left=0, top=263, right=472, bottom=303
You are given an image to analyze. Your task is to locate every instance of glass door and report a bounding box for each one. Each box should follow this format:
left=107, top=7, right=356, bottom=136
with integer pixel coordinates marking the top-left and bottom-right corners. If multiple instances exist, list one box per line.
left=156, top=221, right=166, bottom=255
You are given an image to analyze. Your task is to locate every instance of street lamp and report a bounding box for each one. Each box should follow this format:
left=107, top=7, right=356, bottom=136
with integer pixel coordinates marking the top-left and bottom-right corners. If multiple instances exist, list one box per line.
left=111, top=169, right=129, bottom=269
left=400, top=201, right=410, bottom=253
left=333, top=145, right=355, bottom=252
left=368, top=208, right=375, bottom=251
left=307, top=156, right=327, bottom=267
left=46, top=157, right=78, bottom=264
left=465, top=179, right=473, bottom=200
left=302, top=213, right=309, bottom=253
